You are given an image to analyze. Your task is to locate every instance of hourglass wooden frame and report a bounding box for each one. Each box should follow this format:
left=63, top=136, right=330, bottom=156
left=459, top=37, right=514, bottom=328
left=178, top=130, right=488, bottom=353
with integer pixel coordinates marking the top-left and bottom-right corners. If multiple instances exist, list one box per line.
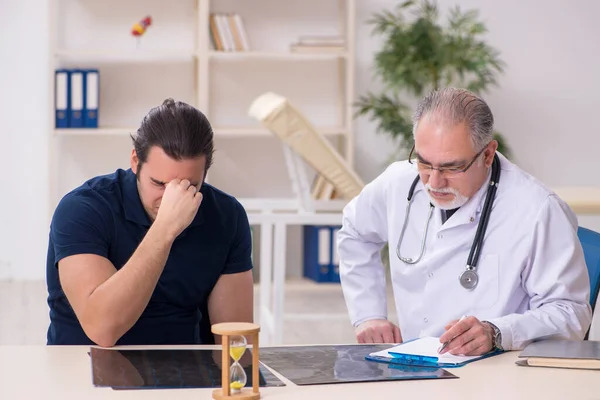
left=211, top=322, right=261, bottom=400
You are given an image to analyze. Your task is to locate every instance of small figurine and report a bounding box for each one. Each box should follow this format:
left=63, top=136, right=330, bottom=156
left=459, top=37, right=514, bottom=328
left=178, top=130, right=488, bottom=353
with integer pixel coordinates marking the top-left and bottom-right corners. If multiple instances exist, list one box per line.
left=131, top=16, right=152, bottom=37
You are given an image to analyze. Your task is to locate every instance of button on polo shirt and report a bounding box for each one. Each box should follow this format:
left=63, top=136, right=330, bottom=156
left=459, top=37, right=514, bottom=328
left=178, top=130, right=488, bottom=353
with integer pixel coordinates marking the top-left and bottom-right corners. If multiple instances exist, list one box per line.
left=46, top=168, right=253, bottom=345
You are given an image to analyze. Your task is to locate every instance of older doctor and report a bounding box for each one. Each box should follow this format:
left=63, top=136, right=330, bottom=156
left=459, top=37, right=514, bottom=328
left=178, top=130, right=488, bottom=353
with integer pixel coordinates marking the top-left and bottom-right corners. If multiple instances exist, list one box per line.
left=338, top=87, right=592, bottom=356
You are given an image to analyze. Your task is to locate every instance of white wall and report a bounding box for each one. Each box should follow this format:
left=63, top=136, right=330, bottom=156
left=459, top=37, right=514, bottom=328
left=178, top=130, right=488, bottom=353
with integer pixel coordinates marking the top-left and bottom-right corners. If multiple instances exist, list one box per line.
left=353, top=0, right=600, bottom=231
left=1, top=0, right=600, bottom=281
left=0, top=0, right=50, bottom=280
left=355, top=0, right=600, bottom=185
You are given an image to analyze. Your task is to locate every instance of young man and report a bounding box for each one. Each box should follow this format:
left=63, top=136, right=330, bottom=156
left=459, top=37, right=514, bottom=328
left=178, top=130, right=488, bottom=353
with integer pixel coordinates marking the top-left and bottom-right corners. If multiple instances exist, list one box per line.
left=338, top=87, right=592, bottom=355
left=46, top=98, right=254, bottom=347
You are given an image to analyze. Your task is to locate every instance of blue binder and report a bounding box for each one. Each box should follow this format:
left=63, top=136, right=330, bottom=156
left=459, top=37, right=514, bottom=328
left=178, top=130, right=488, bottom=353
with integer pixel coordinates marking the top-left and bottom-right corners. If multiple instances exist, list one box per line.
left=69, top=69, right=84, bottom=127
left=83, top=69, right=99, bottom=128
left=330, top=226, right=341, bottom=282
left=303, top=225, right=341, bottom=283
left=54, top=69, right=70, bottom=128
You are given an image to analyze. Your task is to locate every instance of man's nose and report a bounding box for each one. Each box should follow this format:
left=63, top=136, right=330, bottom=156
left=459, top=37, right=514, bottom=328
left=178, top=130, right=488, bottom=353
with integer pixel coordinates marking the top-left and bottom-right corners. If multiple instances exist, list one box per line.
left=427, top=169, right=447, bottom=189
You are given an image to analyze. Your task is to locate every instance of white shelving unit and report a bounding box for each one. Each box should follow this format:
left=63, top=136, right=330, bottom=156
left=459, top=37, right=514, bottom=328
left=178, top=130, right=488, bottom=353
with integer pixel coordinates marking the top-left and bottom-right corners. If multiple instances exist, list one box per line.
left=48, top=0, right=356, bottom=345
left=48, top=0, right=356, bottom=214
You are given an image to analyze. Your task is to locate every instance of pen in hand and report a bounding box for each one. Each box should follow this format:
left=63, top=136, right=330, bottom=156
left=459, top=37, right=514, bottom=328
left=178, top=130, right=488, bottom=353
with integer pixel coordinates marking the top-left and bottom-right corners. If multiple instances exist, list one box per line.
left=438, top=315, right=467, bottom=354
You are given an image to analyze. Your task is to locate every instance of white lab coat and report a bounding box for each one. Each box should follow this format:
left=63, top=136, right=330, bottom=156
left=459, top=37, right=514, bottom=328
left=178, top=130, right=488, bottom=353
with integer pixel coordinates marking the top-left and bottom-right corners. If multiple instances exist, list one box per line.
left=338, top=152, right=592, bottom=350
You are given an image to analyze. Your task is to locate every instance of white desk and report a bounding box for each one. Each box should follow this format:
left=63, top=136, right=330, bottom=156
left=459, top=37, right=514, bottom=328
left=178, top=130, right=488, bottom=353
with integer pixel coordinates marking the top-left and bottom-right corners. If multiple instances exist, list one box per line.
left=0, top=345, right=597, bottom=399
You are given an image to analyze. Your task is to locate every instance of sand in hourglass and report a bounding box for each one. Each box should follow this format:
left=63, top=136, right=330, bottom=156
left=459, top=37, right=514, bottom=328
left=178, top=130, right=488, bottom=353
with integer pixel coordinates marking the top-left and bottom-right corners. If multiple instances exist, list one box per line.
left=229, top=336, right=247, bottom=392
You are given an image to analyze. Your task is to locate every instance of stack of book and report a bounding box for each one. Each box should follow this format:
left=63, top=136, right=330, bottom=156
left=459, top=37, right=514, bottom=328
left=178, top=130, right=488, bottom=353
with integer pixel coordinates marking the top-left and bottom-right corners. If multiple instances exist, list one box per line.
left=209, top=13, right=250, bottom=52
left=517, top=339, right=600, bottom=370
left=289, top=35, right=345, bottom=53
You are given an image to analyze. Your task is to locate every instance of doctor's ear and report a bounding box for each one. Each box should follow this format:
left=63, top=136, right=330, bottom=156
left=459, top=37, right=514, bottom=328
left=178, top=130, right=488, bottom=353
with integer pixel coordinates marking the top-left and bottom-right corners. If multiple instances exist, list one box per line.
left=484, top=140, right=498, bottom=167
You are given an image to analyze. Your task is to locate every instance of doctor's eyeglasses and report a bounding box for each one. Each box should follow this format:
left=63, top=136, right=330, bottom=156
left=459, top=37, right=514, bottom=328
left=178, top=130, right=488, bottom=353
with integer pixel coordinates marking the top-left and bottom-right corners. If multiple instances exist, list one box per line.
left=408, top=144, right=488, bottom=178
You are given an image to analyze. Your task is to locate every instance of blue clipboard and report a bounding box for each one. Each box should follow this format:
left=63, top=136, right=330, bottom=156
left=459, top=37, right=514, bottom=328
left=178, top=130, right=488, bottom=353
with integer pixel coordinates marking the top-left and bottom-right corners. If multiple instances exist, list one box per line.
left=364, top=337, right=504, bottom=368
left=366, top=349, right=503, bottom=368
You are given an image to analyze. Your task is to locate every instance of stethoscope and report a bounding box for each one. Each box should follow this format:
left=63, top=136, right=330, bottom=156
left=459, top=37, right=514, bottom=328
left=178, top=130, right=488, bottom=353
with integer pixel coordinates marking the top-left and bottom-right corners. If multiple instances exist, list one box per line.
left=395, top=154, right=501, bottom=290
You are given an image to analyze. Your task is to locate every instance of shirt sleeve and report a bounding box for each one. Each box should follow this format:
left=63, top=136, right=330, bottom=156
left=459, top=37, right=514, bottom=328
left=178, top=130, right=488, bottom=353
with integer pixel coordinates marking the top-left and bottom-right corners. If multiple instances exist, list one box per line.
left=50, top=189, right=112, bottom=266
left=222, top=200, right=253, bottom=275
left=485, top=194, right=593, bottom=350
left=337, top=164, right=393, bottom=327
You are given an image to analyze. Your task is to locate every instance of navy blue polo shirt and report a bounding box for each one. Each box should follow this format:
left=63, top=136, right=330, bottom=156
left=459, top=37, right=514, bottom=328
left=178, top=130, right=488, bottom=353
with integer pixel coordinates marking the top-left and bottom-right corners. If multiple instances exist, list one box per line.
left=45, top=168, right=253, bottom=345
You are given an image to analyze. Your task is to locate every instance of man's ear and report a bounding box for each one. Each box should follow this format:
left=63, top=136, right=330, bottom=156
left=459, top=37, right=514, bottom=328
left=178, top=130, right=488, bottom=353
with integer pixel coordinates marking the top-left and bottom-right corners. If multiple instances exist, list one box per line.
left=485, top=140, right=499, bottom=167
left=130, top=149, right=139, bottom=174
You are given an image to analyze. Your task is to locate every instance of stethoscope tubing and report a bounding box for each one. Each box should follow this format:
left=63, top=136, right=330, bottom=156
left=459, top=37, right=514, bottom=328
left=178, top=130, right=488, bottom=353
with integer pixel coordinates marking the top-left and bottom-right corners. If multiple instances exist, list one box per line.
left=395, top=154, right=501, bottom=289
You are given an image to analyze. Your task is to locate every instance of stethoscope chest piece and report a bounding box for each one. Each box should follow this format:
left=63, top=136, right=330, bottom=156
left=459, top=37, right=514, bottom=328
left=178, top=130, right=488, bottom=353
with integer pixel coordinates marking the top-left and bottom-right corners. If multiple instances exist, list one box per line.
left=459, top=268, right=479, bottom=290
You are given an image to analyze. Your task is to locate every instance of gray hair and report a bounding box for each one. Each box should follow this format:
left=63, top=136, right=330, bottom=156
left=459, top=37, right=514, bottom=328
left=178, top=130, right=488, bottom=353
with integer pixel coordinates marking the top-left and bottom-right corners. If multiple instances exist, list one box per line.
left=412, top=87, right=494, bottom=151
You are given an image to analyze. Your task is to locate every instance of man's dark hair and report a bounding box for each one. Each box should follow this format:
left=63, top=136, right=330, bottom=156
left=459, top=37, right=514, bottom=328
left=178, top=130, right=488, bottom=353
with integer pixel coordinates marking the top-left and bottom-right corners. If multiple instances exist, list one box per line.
left=131, top=98, right=214, bottom=174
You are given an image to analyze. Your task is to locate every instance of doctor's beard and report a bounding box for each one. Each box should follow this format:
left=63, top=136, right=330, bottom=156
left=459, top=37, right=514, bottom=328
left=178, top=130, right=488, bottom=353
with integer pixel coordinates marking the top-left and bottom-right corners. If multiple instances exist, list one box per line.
left=425, top=183, right=471, bottom=210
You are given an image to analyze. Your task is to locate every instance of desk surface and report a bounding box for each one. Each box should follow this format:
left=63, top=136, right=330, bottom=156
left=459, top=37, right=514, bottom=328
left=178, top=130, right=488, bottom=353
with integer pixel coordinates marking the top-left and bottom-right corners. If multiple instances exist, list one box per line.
left=0, top=345, right=597, bottom=399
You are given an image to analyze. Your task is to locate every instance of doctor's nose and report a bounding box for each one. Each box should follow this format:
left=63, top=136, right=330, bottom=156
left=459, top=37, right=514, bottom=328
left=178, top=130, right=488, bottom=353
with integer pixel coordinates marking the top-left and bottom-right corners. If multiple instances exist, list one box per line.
left=427, top=169, right=448, bottom=189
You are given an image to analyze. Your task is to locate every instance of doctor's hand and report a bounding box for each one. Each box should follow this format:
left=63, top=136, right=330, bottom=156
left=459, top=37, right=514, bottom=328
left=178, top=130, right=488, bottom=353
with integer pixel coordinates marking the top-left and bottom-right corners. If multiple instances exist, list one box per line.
left=438, top=316, right=494, bottom=356
left=355, top=319, right=402, bottom=344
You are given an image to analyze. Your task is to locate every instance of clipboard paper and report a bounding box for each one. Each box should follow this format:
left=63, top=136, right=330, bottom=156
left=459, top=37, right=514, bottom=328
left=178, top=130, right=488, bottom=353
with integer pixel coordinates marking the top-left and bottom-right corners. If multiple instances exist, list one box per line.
left=366, top=337, right=503, bottom=368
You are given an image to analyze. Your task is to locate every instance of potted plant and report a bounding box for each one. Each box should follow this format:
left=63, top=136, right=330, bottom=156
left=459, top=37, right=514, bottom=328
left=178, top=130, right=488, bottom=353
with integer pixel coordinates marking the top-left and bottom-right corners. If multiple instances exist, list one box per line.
left=356, top=0, right=510, bottom=160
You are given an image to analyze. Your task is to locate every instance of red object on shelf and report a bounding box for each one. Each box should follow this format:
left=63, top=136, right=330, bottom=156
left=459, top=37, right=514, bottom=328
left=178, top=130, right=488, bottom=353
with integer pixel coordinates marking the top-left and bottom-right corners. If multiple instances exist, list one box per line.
left=131, top=16, right=152, bottom=37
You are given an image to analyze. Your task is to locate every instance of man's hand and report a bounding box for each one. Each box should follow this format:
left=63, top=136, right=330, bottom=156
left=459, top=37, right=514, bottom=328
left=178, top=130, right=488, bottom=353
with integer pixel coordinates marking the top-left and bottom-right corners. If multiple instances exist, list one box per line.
left=355, top=319, right=402, bottom=344
left=154, top=179, right=202, bottom=238
left=438, top=316, right=494, bottom=356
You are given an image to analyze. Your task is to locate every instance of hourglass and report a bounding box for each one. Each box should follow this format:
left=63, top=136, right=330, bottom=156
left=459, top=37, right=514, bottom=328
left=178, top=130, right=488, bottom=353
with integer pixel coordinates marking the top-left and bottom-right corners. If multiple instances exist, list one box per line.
left=211, top=322, right=261, bottom=400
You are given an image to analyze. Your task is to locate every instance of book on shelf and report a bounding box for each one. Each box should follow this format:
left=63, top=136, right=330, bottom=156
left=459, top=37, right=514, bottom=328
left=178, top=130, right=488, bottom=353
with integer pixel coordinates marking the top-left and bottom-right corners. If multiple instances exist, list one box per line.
left=290, top=35, right=345, bottom=53
left=290, top=44, right=345, bottom=53
left=298, top=35, right=345, bottom=46
left=209, top=13, right=250, bottom=52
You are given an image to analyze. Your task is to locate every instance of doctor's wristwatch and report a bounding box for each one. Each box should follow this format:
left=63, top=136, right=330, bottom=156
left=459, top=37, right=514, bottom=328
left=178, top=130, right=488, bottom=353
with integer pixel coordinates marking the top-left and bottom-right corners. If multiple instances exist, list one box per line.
left=483, top=321, right=503, bottom=351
